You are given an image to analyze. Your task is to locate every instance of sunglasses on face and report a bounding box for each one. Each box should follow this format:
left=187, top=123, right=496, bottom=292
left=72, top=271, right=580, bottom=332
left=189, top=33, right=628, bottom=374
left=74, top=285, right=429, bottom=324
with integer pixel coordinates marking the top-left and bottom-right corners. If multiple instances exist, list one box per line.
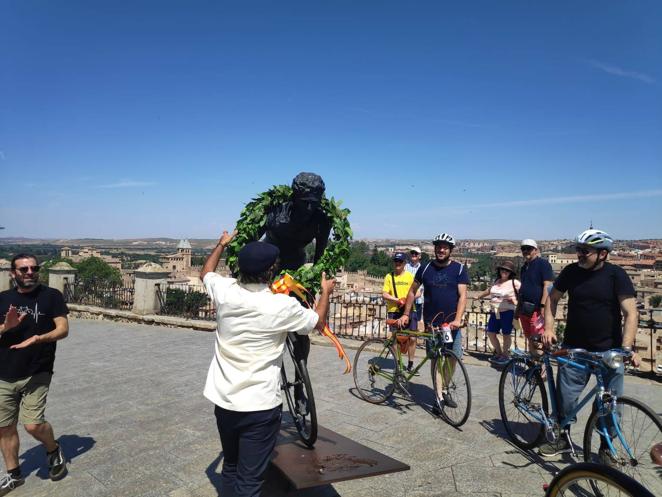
left=575, top=246, right=596, bottom=256
left=521, top=246, right=534, bottom=253
left=410, top=252, right=419, bottom=256
left=15, top=265, right=40, bottom=274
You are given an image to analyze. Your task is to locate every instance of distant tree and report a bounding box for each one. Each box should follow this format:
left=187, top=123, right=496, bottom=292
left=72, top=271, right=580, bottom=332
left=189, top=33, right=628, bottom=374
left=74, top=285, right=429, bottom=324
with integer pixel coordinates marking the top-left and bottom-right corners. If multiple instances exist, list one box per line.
left=649, top=295, right=662, bottom=308
left=468, top=254, right=495, bottom=281
left=75, top=257, right=122, bottom=286
left=345, top=241, right=370, bottom=272
left=191, top=255, right=206, bottom=266
left=165, top=288, right=209, bottom=318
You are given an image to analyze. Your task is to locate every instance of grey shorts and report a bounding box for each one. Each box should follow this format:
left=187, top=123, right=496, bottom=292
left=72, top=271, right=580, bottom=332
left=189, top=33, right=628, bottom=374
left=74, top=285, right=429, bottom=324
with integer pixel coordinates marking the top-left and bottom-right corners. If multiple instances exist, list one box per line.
left=0, top=372, right=52, bottom=427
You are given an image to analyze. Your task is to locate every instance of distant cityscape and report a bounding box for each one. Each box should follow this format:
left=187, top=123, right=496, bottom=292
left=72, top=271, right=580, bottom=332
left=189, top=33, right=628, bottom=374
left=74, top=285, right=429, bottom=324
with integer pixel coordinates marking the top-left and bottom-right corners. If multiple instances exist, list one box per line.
left=0, top=236, right=660, bottom=374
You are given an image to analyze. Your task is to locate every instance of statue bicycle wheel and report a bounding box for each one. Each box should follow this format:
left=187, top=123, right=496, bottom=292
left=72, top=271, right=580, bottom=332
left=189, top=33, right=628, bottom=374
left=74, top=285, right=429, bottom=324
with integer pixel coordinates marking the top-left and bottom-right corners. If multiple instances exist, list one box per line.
left=281, top=333, right=317, bottom=447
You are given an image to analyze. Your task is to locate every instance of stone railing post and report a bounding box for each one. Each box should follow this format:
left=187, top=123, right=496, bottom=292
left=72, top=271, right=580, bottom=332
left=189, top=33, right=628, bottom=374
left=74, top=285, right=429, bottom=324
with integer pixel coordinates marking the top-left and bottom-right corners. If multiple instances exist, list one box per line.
left=133, top=263, right=170, bottom=316
left=48, top=262, right=77, bottom=295
left=0, top=259, right=11, bottom=292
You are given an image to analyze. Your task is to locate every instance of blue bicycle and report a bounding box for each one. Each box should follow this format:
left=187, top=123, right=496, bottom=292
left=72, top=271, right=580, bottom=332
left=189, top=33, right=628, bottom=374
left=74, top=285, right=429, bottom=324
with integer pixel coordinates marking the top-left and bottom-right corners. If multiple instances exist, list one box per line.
left=498, top=346, right=662, bottom=494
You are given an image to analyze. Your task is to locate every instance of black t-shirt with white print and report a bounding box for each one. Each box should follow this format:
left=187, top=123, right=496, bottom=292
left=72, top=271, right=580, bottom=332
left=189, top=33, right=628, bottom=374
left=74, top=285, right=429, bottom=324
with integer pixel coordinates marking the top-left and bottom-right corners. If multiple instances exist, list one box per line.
left=0, top=285, right=69, bottom=380
left=554, top=262, right=635, bottom=351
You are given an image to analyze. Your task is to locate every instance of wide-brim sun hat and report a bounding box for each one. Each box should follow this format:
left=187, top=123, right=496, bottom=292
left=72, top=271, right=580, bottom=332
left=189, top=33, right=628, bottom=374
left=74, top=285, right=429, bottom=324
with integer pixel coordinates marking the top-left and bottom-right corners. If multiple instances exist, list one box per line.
left=496, top=260, right=516, bottom=274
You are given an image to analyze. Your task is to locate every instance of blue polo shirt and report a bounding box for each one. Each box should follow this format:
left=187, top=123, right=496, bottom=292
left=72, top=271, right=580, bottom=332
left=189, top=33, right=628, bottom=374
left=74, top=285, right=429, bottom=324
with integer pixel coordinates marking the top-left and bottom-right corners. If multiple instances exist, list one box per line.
left=415, top=261, right=470, bottom=326
left=519, top=256, right=554, bottom=308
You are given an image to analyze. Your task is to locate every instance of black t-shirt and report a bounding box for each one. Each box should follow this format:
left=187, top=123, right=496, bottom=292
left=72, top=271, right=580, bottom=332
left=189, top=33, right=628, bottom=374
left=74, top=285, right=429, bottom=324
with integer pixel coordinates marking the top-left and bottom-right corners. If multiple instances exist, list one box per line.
left=554, top=262, right=635, bottom=351
left=0, top=285, right=69, bottom=380
left=519, top=256, right=554, bottom=308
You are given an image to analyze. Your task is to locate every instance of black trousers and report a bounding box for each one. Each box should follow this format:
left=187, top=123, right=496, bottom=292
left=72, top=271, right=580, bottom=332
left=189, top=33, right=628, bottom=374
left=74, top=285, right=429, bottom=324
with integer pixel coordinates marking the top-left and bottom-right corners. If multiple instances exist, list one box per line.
left=214, top=405, right=282, bottom=497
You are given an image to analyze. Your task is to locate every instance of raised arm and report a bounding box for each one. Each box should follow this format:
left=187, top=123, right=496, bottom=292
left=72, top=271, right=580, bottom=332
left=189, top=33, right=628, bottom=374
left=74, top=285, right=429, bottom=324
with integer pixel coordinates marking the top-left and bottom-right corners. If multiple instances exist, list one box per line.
left=200, top=230, right=237, bottom=281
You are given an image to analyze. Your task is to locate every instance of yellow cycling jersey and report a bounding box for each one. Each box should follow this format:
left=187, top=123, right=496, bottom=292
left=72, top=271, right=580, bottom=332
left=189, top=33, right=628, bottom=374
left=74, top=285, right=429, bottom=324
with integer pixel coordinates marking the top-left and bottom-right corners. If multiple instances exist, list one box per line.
left=382, top=271, right=414, bottom=313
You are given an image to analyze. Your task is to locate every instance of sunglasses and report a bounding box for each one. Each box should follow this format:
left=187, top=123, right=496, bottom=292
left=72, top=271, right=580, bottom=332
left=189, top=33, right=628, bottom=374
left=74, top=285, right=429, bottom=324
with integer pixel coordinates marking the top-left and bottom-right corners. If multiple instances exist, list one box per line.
left=520, top=246, right=534, bottom=252
left=575, top=246, right=596, bottom=256
left=15, top=265, right=40, bottom=274
left=410, top=252, right=420, bottom=256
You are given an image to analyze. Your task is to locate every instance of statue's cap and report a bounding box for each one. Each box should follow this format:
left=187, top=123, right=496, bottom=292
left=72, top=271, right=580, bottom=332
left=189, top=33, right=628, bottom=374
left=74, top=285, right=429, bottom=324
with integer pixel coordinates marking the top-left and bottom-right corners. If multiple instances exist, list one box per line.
left=292, top=172, right=325, bottom=201
left=238, top=242, right=280, bottom=275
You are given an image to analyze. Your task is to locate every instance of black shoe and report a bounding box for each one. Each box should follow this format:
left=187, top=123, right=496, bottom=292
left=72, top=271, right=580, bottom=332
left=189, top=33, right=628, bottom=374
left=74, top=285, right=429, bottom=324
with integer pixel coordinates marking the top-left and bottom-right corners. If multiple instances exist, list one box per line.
left=405, top=365, right=419, bottom=376
left=538, top=438, right=571, bottom=457
left=442, top=391, right=458, bottom=409
left=0, top=473, right=25, bottom=496
left=47, top=444, right=67, bottom=481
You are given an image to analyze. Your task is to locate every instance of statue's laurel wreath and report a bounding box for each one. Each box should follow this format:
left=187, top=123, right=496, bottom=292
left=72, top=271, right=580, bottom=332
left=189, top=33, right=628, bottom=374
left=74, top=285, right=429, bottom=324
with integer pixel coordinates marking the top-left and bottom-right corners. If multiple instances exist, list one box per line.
left=225, top=185, right=352, bottom=294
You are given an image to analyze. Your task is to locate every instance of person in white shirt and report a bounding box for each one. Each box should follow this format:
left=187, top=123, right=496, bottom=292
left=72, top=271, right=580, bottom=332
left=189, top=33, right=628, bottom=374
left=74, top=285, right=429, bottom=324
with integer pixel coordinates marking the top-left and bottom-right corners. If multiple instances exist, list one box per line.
left=404, top=247, right=424, bottom=331
left=200, top=230, right=335, bottom=497
left=476, top=260, right=520, bottom=364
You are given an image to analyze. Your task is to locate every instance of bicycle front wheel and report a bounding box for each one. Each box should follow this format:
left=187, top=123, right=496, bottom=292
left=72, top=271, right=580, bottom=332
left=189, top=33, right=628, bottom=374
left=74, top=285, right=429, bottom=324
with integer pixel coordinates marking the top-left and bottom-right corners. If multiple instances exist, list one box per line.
left=432, top=350, right=471, bottom=427
left=583, top=396, right=662, bottom=496
left=353, top=338, right=398, bottom=404
left=545, top=462, right=655, bottom=497
left=281, top=351, right=317, bottom=447
left=498, top=357, right=548, bottom=450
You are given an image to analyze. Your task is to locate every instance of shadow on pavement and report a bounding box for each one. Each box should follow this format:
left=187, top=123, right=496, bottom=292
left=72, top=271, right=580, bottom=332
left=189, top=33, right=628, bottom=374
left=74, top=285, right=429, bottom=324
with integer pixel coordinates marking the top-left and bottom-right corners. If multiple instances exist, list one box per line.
left=20, top=433, right=96, bottom=479
left=480, top=418, right=576, bottom=477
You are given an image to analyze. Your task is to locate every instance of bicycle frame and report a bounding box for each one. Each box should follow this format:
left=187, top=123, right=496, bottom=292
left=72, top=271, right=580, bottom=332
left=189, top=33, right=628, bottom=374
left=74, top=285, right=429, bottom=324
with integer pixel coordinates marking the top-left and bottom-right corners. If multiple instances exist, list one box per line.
left=510, top=349, right=632, bottom=459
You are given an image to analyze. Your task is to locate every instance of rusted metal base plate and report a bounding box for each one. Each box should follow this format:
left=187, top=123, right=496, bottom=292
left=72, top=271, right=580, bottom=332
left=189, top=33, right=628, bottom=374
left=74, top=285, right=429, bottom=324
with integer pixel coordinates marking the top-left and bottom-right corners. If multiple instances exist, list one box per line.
left=271, top=423, right=409, bottom=489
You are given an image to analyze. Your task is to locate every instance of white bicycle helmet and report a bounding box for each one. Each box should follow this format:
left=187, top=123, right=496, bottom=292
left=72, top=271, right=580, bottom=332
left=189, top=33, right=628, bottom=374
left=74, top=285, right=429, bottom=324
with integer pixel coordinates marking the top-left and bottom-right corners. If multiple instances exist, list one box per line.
left=575, top=229, right=613, bottom=252
left=433, top=233, right=456, bottom=247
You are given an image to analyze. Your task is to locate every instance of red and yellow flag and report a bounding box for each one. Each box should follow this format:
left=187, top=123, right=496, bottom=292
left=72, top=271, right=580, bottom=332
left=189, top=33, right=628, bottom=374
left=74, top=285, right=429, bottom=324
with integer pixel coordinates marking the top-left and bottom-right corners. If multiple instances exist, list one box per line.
left=271, top=273, right=351, bottom=374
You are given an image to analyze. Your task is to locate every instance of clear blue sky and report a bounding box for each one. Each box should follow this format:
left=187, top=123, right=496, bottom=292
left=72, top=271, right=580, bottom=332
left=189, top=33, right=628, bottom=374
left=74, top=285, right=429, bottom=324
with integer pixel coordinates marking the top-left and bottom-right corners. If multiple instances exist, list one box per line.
left=1, top=1, right=660, bottom=240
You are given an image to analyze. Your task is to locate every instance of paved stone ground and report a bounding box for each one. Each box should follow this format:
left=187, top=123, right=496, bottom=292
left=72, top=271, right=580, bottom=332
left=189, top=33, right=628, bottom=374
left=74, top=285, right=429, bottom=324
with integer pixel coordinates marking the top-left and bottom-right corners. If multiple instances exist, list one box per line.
left=6, top=319, right=661, bottom=497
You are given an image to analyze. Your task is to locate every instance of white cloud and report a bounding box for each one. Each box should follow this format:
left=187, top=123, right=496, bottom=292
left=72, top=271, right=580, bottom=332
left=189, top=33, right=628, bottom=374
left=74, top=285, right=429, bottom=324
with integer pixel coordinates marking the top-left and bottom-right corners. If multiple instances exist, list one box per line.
left=589, top=60, right=655, bottom=84
left=96, top=180, right=157, bottom=189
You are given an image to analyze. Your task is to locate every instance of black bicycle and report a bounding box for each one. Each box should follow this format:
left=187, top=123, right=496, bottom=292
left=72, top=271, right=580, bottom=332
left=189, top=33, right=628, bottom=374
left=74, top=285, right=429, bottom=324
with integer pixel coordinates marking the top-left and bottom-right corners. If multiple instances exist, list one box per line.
left=280, top=333, right=317, bottom=447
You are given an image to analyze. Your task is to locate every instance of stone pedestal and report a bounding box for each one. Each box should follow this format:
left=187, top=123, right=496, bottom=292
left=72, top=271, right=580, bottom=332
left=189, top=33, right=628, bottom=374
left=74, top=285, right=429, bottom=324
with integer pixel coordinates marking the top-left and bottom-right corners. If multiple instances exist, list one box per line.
left=0, top=260, right=11, bottom=292
left=133, top=263, right=170, bottom=316
left=48, top=262, right=77, bottom=295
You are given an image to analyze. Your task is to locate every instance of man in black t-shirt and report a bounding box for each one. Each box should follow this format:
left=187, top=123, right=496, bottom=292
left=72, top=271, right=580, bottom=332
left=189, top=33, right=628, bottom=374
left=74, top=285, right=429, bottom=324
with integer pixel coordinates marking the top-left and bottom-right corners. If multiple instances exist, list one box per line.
left=0, top=254, right=69, bottom=493
left=539, top=230, right=639, bottom=457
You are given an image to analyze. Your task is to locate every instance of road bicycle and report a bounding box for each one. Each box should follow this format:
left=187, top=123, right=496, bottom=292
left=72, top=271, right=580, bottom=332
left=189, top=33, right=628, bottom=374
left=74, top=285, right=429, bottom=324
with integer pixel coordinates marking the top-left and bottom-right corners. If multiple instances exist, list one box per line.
left=280, top=332, right=317, bottom=447
left=499, top=345, right=662, bottom=494
left=353, top=319, right=471, bottom=427
left=544, top=462, right=656, bottom=497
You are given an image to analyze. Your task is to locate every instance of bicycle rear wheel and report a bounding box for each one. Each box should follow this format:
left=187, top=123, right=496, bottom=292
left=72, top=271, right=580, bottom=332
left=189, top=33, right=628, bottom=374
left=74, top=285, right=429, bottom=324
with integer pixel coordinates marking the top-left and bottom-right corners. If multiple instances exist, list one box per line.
left=545, top=462, right=655, bottom=497
left=281, top=341, right=317, bottom=447
left=583, top=396, right=662, bottom=496
left=432, top=350, right=471, bottom=427
left=498, top=357, right=548, bottom=450
left=353, top=338, right=398, bottom=404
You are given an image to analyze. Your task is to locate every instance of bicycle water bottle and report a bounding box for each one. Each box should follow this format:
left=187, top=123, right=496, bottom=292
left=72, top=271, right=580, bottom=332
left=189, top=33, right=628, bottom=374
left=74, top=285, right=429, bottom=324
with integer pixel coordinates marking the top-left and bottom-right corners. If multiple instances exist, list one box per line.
left=442, top=323, right=453, bottom=343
